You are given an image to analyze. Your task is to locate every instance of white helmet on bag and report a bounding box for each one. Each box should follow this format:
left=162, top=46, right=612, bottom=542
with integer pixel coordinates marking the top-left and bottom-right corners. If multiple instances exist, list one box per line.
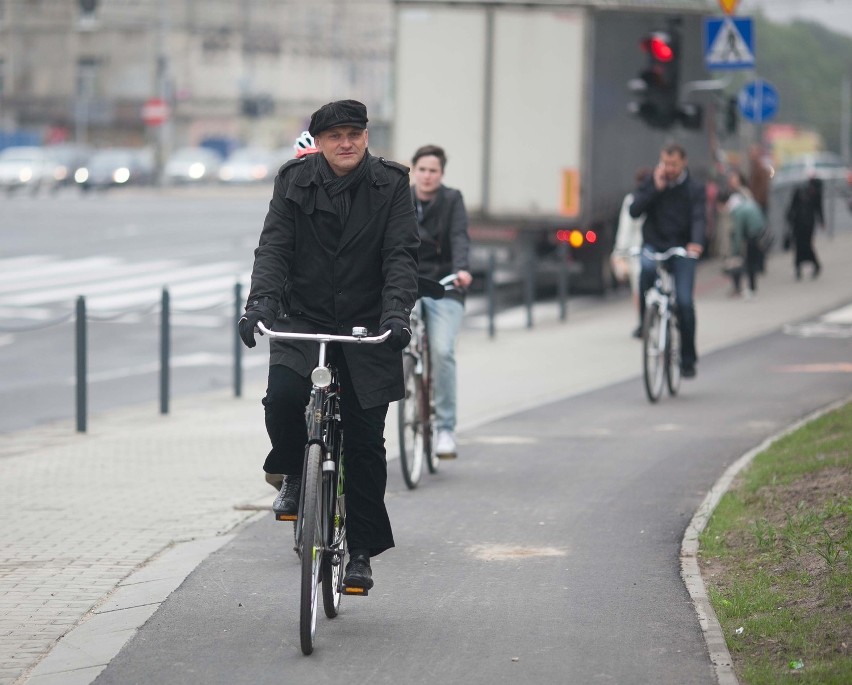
left=293, top=130, right=317, bottom=158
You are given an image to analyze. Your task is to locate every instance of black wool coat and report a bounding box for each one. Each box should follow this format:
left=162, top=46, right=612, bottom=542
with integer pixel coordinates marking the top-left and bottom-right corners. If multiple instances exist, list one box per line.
left=246, top=152, right=420, bottom=408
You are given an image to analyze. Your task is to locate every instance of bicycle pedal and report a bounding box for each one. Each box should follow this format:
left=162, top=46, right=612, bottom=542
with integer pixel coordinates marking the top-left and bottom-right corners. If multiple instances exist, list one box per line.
left=342, top=586, right=368, bottom=596
left=274, top=512, right=297, bottom=522
left=437, top=452, right=457, bottom=460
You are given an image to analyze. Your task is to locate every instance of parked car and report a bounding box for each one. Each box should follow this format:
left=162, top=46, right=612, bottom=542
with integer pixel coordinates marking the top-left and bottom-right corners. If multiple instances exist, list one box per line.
left=164, top=146, right=222, bottom=184
left=0, top=146, right=62, bottom=194
left=772, top=152, right=850, bottom=192
left=44, top=144, right=92, bottom=188
left=218, top=147, right=278, bottom=183
left=75, top=148, right=155, bottom=190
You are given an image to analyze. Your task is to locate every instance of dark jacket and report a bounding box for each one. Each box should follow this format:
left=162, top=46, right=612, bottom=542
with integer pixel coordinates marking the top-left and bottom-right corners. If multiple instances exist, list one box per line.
left=410, top=185, right=470, bottom=303
left=629, top=171, right=706, bottom=251
left=246, top=152, right=420, bottom=408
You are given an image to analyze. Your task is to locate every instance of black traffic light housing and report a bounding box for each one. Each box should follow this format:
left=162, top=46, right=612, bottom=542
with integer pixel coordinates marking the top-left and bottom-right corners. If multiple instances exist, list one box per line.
left=628, top=22, right=681, bottom=129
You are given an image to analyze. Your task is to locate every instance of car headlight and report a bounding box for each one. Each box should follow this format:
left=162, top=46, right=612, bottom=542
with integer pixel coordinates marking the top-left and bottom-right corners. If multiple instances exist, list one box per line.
left=54, top=166, right=68, bottom=181
left=113, top=167, right=130, bottom=184
left=188, top=163, right=206, bottom=179
left=19, top=168, right=33, bottom=183
left=75, top=168, right=89, bottom=183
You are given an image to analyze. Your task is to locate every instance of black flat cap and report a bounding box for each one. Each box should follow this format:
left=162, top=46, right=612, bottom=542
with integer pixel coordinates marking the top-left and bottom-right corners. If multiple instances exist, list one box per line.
left=308, top=99, right=369, bottom=137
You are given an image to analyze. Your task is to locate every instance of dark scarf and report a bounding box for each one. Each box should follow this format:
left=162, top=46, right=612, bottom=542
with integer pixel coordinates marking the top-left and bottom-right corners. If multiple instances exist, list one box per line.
left=317, top=151, right=371, bottom=225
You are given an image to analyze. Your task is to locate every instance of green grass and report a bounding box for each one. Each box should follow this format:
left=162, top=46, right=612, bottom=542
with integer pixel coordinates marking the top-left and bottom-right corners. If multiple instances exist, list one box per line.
left=699, top=401, right=852, bottom=684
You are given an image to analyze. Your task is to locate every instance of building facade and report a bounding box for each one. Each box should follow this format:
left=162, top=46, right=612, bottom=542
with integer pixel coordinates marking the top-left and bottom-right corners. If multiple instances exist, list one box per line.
left=0, top=0, right=394, bottom=152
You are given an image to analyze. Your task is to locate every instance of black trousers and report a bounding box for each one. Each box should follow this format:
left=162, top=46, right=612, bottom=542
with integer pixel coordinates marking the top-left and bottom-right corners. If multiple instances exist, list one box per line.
left=262, top=354, right=394, bottom=557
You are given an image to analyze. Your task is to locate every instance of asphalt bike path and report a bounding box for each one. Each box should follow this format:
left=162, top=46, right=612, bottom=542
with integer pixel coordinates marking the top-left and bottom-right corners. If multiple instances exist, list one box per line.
left=5, top=226, right=851, bottom=685
left=90, top=318, right=852, bottom=684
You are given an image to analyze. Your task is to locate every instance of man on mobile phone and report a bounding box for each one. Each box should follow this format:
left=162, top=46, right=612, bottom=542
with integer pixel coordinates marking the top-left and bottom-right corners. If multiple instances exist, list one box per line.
left=630, top=142, right=705, bottom=378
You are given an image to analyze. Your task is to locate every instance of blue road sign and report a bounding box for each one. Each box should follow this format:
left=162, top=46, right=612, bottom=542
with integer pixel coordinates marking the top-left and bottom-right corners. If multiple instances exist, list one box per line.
left=738, top=79, right=779, bottom=124
left=704, top=16, right=755, bottom=70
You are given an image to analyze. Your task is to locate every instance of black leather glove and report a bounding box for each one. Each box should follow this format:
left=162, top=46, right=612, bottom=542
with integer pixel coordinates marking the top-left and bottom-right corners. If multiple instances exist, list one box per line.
left=380, top=316, right=411, bottom=352
left=238, top=300, right=277, bottom=348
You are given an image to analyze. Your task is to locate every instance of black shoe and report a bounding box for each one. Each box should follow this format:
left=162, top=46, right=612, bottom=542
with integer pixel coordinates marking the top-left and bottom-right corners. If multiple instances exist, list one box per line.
left=272, top=475, right=301, bottom=519
left=632, top=325, right=642, bottom=339
left=343, top=551, right=374, bottom=590
left=681, top=363, right=697, bottom=379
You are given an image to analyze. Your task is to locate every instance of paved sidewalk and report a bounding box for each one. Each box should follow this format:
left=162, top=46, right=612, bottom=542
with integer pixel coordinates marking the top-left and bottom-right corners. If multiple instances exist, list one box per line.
left=2, top=228, right=851, bottom=685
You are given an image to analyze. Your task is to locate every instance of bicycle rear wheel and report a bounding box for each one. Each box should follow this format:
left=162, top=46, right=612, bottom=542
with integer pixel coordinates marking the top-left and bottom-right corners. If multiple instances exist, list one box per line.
left=398, top=354, right=425, bottom=489
left=321, top=437, right=345, bottom=618
left=642, top=304, right=665, bottom=403
left=666, top=313, right=682, bottom=396
left=299, top=444, right=323, bottom=655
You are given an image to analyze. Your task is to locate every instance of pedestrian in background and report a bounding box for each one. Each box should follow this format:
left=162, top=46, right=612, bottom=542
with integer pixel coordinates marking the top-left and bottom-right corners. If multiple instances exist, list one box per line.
left=718, top=187, right=765, bottom=298
left=410, top=144, right=472, bottom=459
left=785, top=176, right=824, bottom=280
left=611, top=166, right=651, bottom=338
left=630, top=142, right=705, bottom=378
left=239, top=99, right=420, bottom=591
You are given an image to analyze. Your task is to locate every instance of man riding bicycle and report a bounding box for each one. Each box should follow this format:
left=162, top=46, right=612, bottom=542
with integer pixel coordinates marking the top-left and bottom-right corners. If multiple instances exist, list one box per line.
left=239, top=100, right=419, bottom=590
left=409, top=144, right=472, bottom=458
left=630, top=142, right=705, bottom=378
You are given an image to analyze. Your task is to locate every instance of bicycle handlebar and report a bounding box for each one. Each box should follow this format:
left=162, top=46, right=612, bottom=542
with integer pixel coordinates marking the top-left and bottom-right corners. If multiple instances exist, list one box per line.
left=439, top=272, right=460, bottom=288
left=257, top=322, right=391, bottom=344
left=631, top=246, right=698, bottom=260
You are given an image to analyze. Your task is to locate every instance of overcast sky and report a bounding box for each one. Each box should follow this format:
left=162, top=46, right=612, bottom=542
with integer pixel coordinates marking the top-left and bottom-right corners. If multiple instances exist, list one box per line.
left=739, top=0, right=852, bottom=39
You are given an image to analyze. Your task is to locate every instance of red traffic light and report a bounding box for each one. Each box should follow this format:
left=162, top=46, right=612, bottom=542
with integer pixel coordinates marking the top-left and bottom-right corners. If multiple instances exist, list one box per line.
left=642, top=32, right=674, bottom=62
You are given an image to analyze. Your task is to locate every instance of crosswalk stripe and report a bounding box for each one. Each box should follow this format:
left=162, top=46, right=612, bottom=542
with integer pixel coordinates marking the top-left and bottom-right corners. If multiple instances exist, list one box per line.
left=0, top=259, right=180, bottom=296
left=86, top=272, right=249, bottom=311
left=1, top=261, right=242, bottom=307
left=0, top=255, right=56, bottom=283
left=0, top=256, right=118, bottom=286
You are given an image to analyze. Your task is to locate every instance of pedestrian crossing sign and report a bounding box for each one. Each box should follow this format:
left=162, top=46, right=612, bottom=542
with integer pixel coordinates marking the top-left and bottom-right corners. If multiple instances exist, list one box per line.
left=704, top=16, right=754, bottom=70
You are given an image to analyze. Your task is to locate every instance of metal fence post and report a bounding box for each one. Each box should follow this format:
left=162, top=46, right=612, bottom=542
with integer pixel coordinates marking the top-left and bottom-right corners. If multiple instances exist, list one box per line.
left=486, top=249, right=496, bottom=339
left=557, top=240, right=569, bottom=321
left=234, top=282, right=243, bottom=398
left=160, top=287, right=170, bottom=415
left=524, top=246, right=535, bottom=329
left=75, top=296, right=87, bottom=433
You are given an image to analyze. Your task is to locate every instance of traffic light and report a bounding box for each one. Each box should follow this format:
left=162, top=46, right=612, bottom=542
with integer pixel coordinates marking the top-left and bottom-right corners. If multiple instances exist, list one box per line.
left=628, top=27, right=681, bottom=129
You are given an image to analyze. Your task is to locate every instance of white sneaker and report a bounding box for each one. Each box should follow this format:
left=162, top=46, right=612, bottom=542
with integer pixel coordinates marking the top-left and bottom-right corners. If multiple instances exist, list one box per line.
left=435, top=430, right=457, bottom=459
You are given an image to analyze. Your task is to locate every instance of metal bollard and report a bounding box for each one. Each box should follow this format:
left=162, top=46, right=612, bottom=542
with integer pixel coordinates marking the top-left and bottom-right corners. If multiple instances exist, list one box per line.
left=524, top=247, right=535, bottom=329
left=160, top=287, right=170, bottom=415
left=75, top=295, right=87, bottom=433
left=234, top=282, right=243, bottom=398
left=557, top=240, right=569, bottom=321
left=486, top=249, right=496, bottom=339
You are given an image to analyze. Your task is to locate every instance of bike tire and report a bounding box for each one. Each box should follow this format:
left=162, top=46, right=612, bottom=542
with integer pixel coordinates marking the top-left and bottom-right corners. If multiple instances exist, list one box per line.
left=642, top=304, right=665, bottom=403
left=422, top=335, right=439, bottom=474
left=321, top=437, right=345, bottom=619
left=666, top=313, right=682, bottom=396
left=299, top=444, right=323, bottom=655
left=398, top=354, right=425, bottom=489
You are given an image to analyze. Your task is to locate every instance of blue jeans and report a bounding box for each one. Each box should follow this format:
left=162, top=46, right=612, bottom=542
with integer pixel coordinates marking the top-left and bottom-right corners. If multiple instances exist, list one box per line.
left=421, top=297, right=464, bottom=432
left=638, top=247, right=698, bottom=367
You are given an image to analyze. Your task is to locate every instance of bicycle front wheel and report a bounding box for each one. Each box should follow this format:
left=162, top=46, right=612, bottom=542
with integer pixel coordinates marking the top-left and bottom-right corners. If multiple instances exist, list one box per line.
left=398, top=354, right=425, bottom=489
left=666, top=313, right=682, bottom=396
left=299, top=444, right=323, bottom=655
left=642, top=304, right=666, bottom=403
left=321, top=439, right=345, bottom=618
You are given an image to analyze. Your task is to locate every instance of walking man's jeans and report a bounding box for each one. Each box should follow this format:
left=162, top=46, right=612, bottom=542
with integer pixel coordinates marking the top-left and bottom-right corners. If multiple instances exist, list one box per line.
left=261, top=353, right=394, bottom=557
left=638, top=249, right=698, bottom=367
left=420, top=297, right=464, bottom=432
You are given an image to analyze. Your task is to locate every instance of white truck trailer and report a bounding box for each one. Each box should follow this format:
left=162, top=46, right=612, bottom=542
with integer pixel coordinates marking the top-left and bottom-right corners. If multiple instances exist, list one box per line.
left=392, top=0, right=714, bottom=293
